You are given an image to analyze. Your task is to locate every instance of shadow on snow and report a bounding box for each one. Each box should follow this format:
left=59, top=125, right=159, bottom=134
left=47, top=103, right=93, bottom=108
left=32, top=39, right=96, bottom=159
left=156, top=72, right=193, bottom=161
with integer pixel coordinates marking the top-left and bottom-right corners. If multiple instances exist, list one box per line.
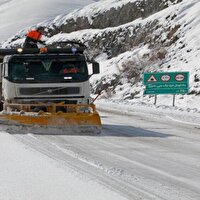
left=0, top=123, right=173, bottom=138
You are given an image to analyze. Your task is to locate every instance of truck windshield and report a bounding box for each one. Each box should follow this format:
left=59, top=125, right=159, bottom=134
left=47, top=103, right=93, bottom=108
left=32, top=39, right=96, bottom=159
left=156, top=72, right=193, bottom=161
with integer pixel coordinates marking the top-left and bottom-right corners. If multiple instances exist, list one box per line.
left=8, top=57, right=89, bottom=83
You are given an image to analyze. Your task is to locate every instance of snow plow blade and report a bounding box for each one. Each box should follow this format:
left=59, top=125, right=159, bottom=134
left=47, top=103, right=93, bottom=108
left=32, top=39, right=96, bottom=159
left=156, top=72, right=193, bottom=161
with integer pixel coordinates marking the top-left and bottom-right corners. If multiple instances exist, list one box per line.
left=0, top=104, right=102, bottom=134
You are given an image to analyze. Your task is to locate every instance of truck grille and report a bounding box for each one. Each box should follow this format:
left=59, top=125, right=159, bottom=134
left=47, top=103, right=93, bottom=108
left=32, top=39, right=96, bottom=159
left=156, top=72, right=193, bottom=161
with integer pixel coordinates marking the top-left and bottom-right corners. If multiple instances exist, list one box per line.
left=19, top=87, right=80, bottom=96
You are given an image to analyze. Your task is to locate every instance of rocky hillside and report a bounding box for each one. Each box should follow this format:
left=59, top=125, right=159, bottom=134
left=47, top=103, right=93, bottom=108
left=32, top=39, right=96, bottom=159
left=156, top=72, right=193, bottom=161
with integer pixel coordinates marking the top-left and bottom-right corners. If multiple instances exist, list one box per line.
left=3, top=0, right=200, bottom=108
left=40, top=0, right=183, bottom=58
left=42, top=0, right=182, bottom=36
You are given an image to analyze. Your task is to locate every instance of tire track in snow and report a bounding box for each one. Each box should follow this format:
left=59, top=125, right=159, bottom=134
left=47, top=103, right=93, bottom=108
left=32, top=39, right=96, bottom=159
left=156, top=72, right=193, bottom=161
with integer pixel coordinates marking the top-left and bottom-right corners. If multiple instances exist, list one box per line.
left=15, top=133, right=170, bottom=200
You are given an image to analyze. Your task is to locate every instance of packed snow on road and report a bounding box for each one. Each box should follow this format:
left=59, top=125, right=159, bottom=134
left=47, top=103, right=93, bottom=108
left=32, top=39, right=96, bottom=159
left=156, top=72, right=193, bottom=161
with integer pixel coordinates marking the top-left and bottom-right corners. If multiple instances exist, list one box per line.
left=0, top=103, right=200, bottom=200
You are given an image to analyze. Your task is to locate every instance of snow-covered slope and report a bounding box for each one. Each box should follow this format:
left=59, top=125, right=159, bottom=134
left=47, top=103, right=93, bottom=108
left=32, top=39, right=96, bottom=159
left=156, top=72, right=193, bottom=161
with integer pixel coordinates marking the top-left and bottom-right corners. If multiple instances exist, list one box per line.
left=0, top=0, right=95, bottom=42
left=41, top=0, right=200, bottom=110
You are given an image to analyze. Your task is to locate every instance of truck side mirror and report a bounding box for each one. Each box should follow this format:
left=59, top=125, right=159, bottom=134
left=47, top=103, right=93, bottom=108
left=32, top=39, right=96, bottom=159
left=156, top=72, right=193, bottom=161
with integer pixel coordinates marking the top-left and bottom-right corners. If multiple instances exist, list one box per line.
left=92, top=62, right=100, bottom=74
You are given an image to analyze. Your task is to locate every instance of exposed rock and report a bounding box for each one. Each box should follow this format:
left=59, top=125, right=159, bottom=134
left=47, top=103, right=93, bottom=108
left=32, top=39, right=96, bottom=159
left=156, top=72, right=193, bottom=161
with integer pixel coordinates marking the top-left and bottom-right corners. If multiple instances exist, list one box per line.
left=44, top=0, right=182, bottom=36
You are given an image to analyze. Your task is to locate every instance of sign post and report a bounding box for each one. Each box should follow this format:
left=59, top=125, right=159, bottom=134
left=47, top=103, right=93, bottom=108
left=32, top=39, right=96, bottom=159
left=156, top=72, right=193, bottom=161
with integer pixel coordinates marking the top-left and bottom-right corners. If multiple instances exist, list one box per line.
left=143, top=72, right=189, bottom=106
left=173, top=94, right=176, bottom=107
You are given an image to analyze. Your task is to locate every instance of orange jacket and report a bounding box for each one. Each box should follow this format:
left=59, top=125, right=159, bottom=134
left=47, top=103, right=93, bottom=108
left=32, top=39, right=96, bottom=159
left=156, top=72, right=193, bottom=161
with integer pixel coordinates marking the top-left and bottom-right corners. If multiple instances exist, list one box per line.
left=62, top=68, right=79, bottom=74
left=27, top=30, right=42, bottom=41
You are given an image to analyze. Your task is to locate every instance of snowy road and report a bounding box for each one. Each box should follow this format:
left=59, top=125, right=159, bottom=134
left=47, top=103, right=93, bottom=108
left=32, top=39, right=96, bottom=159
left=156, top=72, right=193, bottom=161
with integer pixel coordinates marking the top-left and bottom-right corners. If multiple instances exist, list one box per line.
left=1, top=109, right=200, bottom=200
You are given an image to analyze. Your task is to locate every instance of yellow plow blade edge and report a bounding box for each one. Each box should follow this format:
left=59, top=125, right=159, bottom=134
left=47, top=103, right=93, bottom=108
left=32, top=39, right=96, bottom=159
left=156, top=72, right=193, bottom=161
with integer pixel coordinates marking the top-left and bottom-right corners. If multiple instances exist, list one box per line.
left=0, top=113, right=102, bottom=133
left=0, top=103, right=102, bottom=134
left=0, top=112, right=101, bottom=126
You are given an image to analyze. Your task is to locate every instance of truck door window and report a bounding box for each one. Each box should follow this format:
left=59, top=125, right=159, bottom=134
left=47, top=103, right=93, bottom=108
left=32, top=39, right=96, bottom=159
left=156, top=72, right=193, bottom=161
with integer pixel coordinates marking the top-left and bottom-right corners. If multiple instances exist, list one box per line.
left=3, top=63, right=8, bottom=77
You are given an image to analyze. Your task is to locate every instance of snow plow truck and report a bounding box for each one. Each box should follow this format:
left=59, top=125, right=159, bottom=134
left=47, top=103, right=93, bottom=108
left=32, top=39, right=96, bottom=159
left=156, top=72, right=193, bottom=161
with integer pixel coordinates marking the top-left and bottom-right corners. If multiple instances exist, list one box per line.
left=0, top=41, right=101, bottom=134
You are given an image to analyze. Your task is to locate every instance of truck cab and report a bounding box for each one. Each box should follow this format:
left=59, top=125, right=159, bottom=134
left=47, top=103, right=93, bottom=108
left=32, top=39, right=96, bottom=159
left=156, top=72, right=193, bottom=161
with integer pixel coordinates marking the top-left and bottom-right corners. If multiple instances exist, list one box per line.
left=0, top=47, right=100, bottom=110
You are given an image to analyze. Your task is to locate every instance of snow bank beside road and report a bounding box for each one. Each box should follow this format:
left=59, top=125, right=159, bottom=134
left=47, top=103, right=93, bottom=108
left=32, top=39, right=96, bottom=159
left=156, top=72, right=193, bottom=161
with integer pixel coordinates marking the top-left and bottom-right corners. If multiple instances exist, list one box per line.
left=0, top=131, right=126, bottom=200
left=96, top=99, right=200, bottom=127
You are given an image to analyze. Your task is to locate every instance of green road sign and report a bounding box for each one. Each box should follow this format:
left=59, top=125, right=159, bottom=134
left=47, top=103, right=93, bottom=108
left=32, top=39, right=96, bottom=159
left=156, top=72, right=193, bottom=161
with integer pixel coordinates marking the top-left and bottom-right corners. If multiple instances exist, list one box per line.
left=143, top=72, right=189, bottom=95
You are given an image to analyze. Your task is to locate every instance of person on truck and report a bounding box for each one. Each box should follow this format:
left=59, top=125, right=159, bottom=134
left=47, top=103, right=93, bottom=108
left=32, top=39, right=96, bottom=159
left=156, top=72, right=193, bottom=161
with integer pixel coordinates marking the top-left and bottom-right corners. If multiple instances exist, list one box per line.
left=59, top=63, right=79, bottom=74
left=23, top=28, right=46, bottom=48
